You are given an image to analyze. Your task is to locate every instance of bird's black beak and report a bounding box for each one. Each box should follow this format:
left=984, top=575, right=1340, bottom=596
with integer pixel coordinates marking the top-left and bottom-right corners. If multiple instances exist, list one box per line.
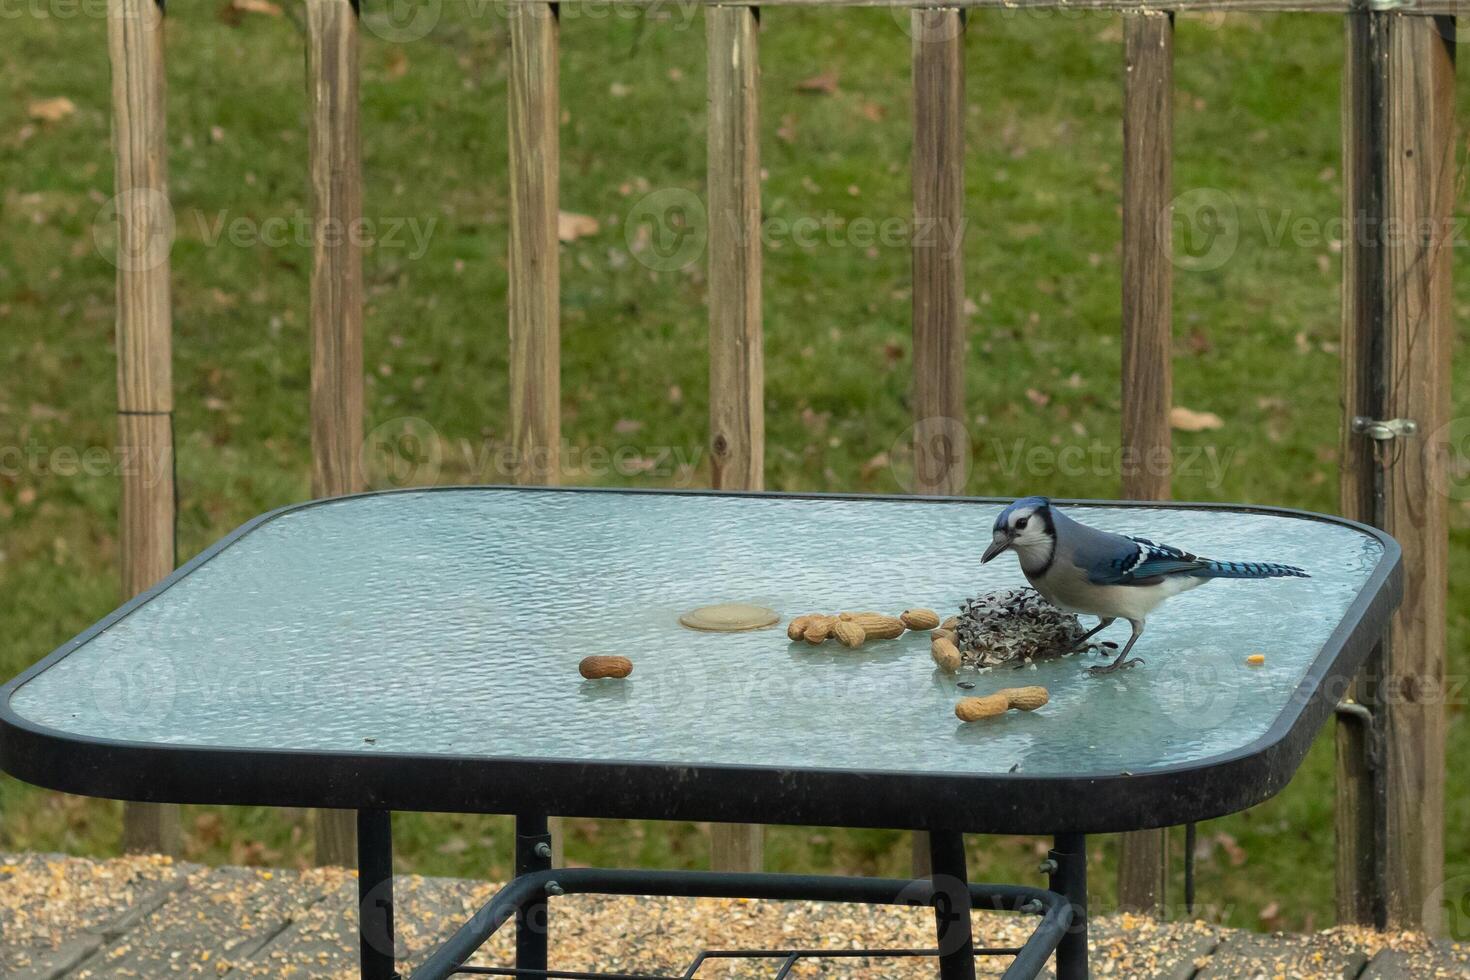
left=981, top=531, right=1011, bottom=564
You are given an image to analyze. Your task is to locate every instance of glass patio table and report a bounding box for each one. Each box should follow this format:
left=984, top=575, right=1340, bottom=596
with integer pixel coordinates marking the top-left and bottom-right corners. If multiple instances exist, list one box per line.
left=0, top=488, right=1401, bottom=980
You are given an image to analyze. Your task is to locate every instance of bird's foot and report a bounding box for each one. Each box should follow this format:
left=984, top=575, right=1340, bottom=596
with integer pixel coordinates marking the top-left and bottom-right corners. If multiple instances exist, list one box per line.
left=1086, top=657, right=1144, bottom=677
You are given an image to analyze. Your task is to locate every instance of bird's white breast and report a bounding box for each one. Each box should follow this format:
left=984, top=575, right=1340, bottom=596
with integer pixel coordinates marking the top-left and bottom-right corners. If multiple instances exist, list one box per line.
left=1027, top=561, right=1206, bottom=622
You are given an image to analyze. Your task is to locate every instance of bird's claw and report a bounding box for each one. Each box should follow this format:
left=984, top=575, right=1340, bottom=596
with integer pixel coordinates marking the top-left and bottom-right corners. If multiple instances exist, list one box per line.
left=1086, top=657, right=1144, bottom=677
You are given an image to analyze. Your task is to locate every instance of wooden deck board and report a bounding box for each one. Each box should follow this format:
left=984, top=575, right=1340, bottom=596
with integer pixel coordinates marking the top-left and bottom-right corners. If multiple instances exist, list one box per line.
left=69, top=864, right=343, bottom=977
left=1, top=853, right=188, bottom=980
left=229, top=873, right=505, bottom=977
left=1193, top=929, right=1370, bottom=978
left=1359, top=941, right=1470, bottom=978
left=4, top=855, right=1465, bottom=979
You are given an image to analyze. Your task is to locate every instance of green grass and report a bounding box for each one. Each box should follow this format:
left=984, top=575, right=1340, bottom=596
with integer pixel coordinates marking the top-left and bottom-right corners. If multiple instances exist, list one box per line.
left=1, top=0, right=1467, bottom=935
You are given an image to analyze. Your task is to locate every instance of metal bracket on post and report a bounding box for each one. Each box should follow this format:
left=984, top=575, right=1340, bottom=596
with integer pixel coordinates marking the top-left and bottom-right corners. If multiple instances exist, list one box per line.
left=1336, top=699, right=1381, bottom=770
left=1336, top=699, right=1388, bottom=928
left=1048, top=834, right=1088, bottom=980
left=514, top=816, right=552, bottom=974
left=1351, top=416, right=1418, bottom=441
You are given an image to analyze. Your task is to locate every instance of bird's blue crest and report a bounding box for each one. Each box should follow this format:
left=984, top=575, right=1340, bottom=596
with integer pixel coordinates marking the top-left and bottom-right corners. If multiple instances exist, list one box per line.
left=993, top=496, right=1050, bottom=531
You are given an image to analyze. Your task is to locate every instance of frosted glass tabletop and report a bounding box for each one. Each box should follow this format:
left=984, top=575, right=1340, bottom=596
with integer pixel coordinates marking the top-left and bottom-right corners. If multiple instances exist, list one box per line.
left=7, top=488, right=1392, bottom=788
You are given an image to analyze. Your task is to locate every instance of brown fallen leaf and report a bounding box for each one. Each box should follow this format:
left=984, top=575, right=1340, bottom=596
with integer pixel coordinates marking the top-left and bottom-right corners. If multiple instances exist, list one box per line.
left=860, top=452, right=890, bottom=479
left=27, top=97, right=75, bottom=123
left=218, top=0, right=281, bottom=22
left=795, top=70, right=839, bottom=95
left=557, top=211, right=599, bottom=243
left=233, top=0, right=282, bottom=14
left=1212, top=830, right=1248, bottom=867
left=1169, top=406, right=1223, bottom=432
left=384, top=49, right=409, bottom=80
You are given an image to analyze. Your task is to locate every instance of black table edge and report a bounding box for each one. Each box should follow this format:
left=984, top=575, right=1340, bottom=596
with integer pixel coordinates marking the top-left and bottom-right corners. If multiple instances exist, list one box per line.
left=0, top=486, right=1403, bottom=835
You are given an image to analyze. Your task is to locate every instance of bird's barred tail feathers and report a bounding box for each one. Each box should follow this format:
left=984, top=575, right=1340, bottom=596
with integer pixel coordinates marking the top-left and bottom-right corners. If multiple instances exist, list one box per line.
left=1196, top=559, right=1309, bottom=580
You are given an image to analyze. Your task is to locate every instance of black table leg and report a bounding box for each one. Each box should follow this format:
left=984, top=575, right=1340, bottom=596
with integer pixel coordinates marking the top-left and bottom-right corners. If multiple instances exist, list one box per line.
left=1049, top=833, right=1088, bottom=980
left=515, top=813, right=552, bottom=978
left=357, top=809, right=398, bottom=980
left=927, top=830, right=976, bottom=980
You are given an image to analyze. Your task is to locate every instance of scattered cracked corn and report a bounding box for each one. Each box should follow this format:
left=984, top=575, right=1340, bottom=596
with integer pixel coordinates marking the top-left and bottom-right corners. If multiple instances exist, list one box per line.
left=3, top=854, right=1464, bottom=978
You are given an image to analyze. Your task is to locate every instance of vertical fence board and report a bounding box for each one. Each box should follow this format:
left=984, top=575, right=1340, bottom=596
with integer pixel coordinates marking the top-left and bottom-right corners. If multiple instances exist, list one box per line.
left=509, top=4, right=562, bottom=488
left=1379, top=16, right=1451, bottom=931
left=109, top=0, right=179, bottom=857
left=1338, top=11, right=1452, bottom=931
left=909, top=5, right=966, bottom=878
left=306, top=0, right=365, bottom=867
left=1117, top=9, right=1173, bottom=915
left=707, top=3, right=765, bottom=872
left=910, top=6, right=967, bottom=499
left=1336, top=9, right=1381, bottom=926
left=509, top=1, right=565, bottom=865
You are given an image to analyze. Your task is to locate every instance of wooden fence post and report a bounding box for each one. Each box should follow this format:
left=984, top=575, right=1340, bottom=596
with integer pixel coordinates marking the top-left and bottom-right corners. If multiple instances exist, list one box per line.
left=509, top=0, right=566, bottom=866
left=109, top=0, right=179, bottom=857
left=1337, top=10, right=1452, bottom=931
left=306, top=0, right=365, bottom=868
left=509, top=2, right=562, bottom=489
left=1336, top=9, right=1380, bottom=926
left=1117, top=9, right=1173, bottom=916
left=706, top=3, right=765, bottom=873
left=908, top=5, right=967, bottom=878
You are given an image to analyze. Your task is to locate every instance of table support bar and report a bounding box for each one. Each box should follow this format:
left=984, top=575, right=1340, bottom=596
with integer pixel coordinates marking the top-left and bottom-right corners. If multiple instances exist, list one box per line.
left=1049, top=833, right=1088, bottom=980
left=407, top=868, right=1071, bottom=980
left=358, top=809, right=398, bottom=980
left=515, top=813, right=552, bottom=976
left=928, top=830, right=976, bottom=980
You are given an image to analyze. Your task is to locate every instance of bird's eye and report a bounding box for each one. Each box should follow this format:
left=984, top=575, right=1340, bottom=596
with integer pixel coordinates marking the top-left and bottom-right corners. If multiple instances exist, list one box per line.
left=1015, top=517, right=1028, bottom=530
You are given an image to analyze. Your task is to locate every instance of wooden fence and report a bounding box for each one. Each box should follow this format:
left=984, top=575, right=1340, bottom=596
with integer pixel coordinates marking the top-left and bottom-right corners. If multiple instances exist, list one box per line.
left=103, top=0, right=1451, bottom=930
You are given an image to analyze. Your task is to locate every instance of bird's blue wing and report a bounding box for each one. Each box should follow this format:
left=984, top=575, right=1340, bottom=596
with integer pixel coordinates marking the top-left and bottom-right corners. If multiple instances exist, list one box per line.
left=1084, top=536, right=1207, bottom=585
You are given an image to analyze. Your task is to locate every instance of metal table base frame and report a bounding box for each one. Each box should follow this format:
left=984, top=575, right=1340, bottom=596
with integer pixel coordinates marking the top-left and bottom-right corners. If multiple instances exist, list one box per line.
left=358, top=813, right=1087, bottom=980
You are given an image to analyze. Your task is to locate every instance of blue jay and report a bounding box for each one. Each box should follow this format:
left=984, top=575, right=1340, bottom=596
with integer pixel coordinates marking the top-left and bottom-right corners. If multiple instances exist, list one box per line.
left=981, top=496, right=1309, bottom=675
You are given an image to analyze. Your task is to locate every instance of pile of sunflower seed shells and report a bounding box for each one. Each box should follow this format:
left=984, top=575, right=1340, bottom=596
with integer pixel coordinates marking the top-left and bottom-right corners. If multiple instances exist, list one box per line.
left=953, top=588, right=1086, bottom=668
